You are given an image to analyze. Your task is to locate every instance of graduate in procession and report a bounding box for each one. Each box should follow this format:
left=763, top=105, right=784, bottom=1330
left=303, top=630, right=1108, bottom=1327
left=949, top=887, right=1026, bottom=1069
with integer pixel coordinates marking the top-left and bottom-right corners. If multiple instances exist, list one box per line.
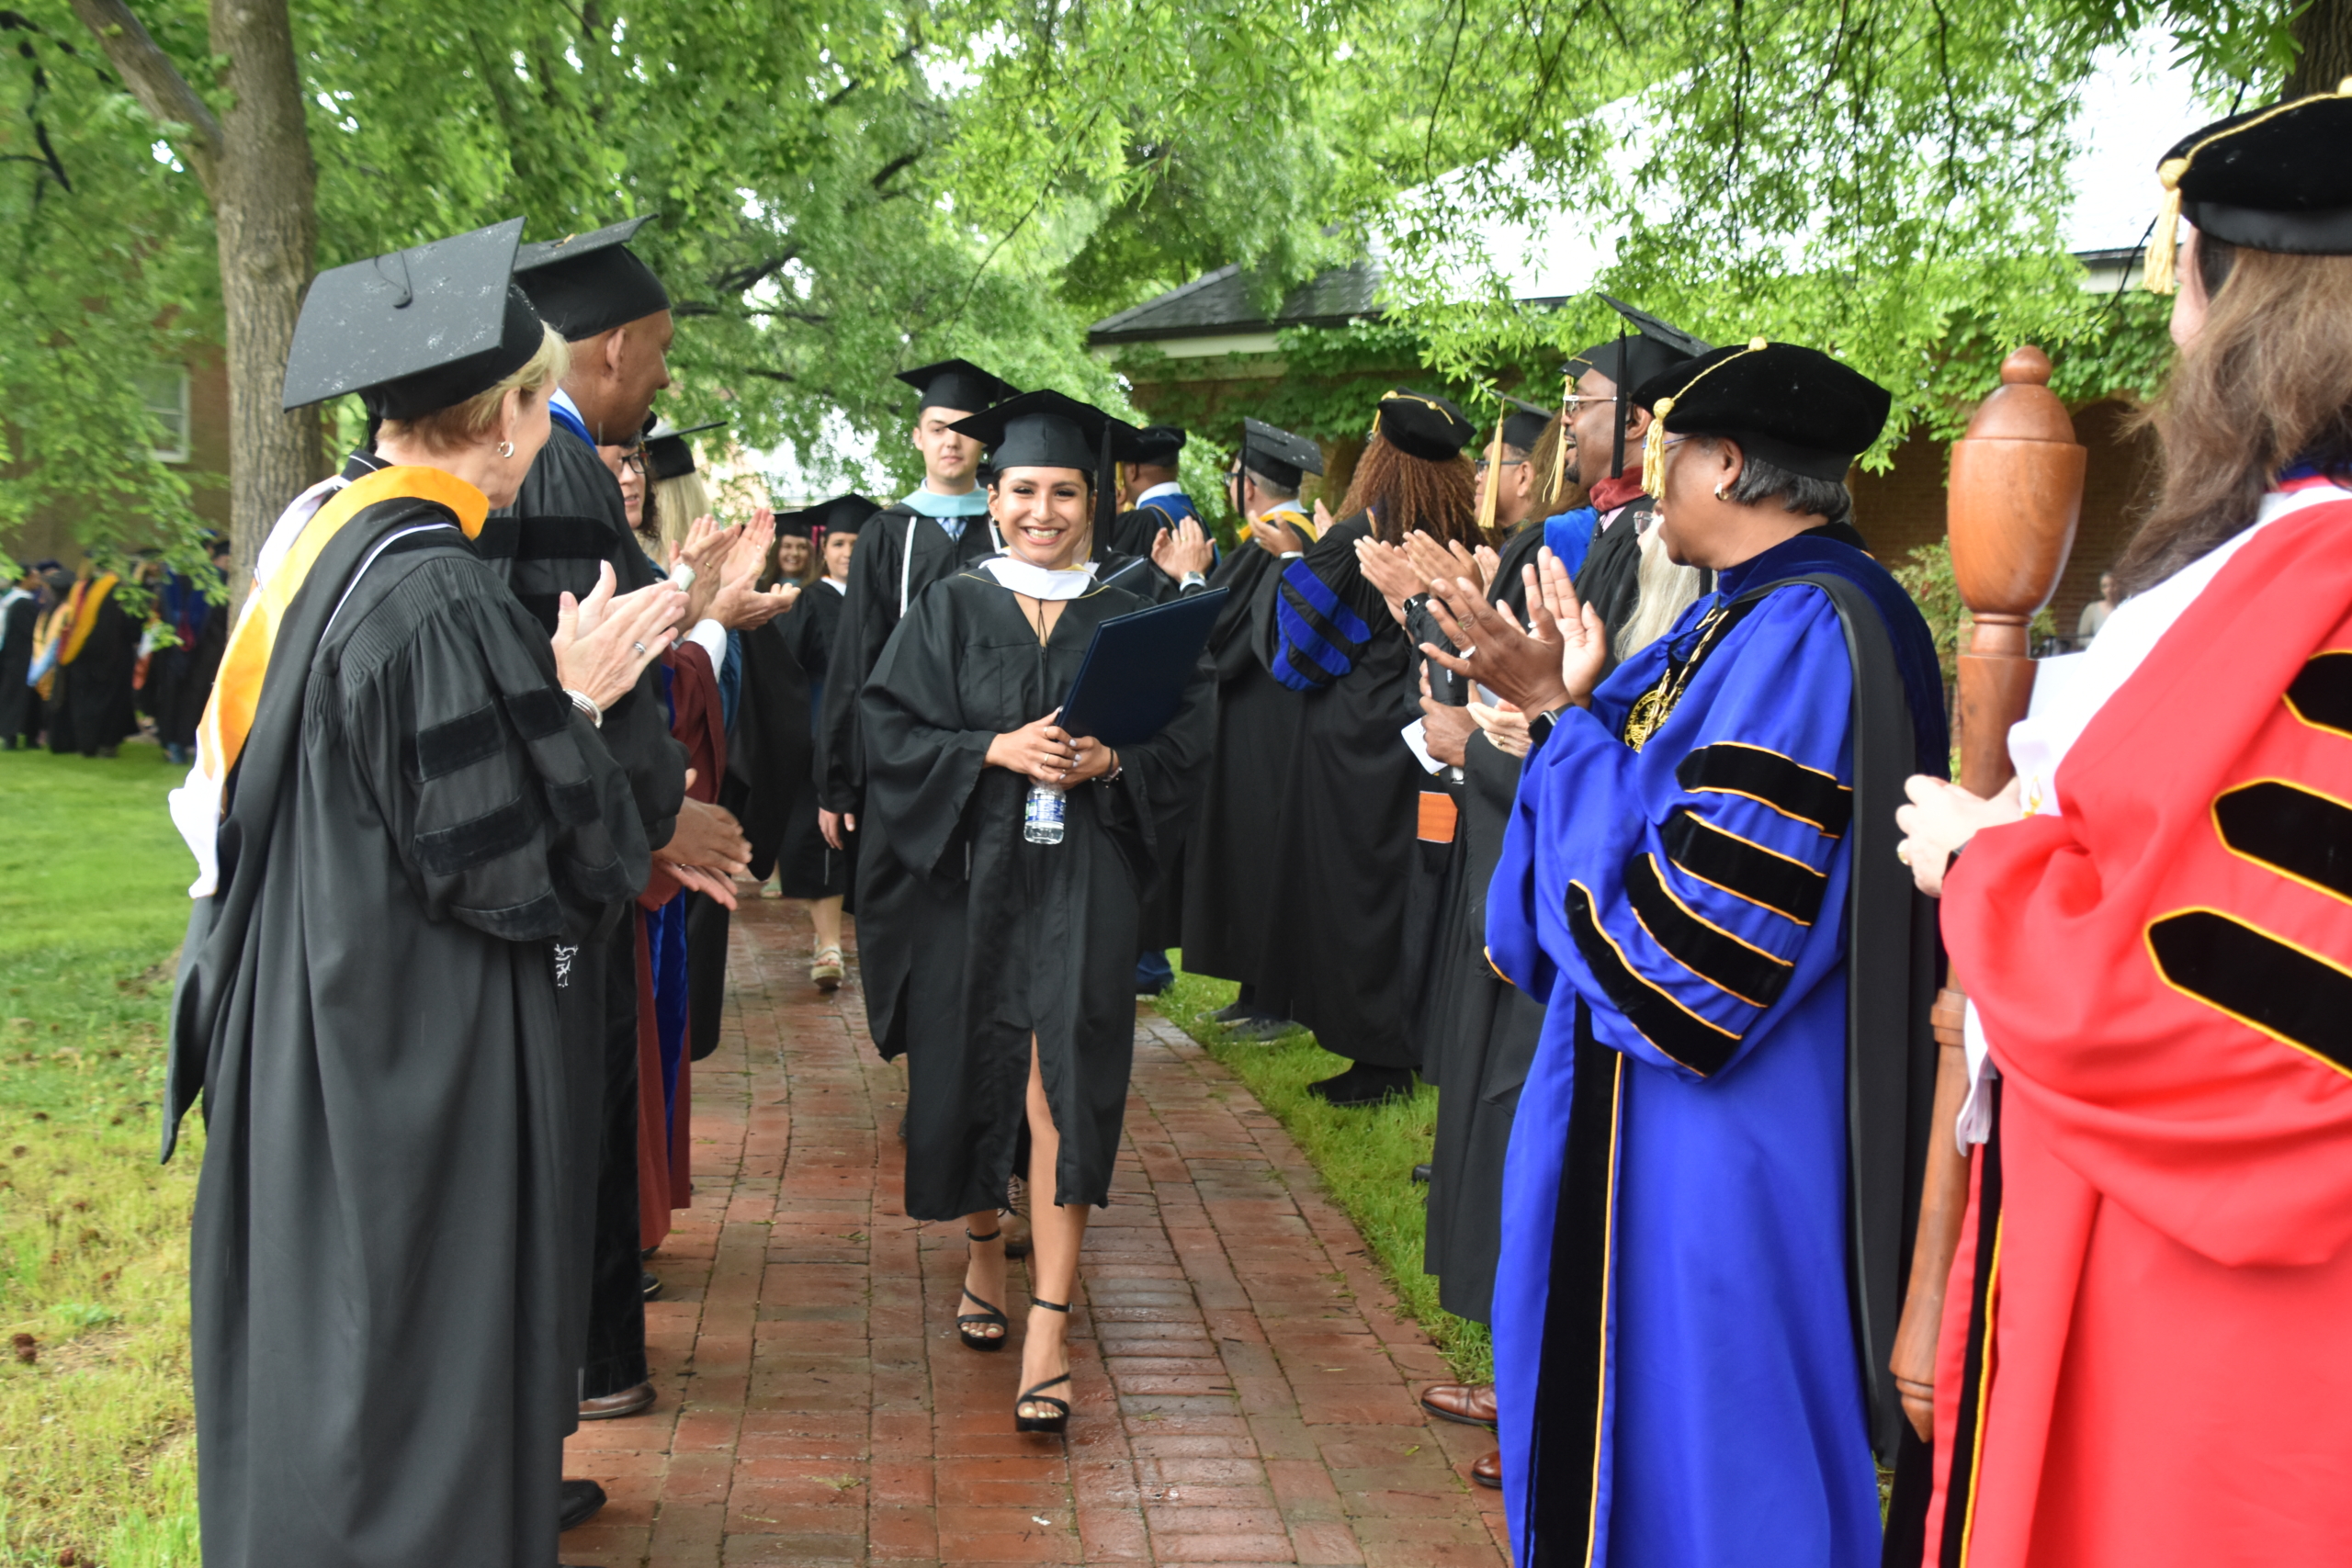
left=1106, top=421, right=1204, bottom=556
left=1182, top=418, right=1325, bottom=1039
left=764, top=495, right=873, bottom=987
left=161, top=221, right=685, bottom=1568
left=42, top=562, right=140, bottom=757
left=1426, top=338, right=1946, bottom=1567
left=1251, top=389, right=1480, bottom=1104
left=495, top=215, right=755, bottom=1438
left=1891, top=86, right=2352, bottom=1568
left=857, top=389, right=1216, bottom=1434
left=815, top=358, right=1021, bottom=852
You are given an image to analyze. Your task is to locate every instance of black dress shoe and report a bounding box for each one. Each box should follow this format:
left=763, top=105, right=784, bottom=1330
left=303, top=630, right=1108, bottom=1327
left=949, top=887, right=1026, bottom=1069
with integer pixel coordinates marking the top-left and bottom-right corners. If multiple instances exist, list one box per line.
left=1411, top=1163, right=1432, bottom=1184
left=1307, top=1063, right=1415, bottom=1107
left=640, top=1269, right=662, bottom=1302
left=1224, top=1014, right=1298, bottom=1042
left=579, top=1382, right=656, bottom=1420
left=560, top=1478, right=606, bottom=1531
left=1208, top=999, right=1253, bottom=1023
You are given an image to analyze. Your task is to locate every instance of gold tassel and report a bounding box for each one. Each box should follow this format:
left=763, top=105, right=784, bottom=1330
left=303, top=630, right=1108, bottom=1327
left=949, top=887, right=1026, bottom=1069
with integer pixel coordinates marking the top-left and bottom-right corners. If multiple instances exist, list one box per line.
left=1546, top=369, right=1574, bottom=508
left=1643, top=396, right=1674, bottom=498
left=2144, top=158, right=2188, bottom=295
left=1476, top=389, right=1504, bottom=542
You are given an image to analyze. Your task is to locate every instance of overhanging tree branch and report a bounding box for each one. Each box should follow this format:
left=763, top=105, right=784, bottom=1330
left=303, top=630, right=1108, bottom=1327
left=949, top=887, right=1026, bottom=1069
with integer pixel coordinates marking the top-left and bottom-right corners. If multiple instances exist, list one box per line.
left=65, top=0, right=220, bottom=197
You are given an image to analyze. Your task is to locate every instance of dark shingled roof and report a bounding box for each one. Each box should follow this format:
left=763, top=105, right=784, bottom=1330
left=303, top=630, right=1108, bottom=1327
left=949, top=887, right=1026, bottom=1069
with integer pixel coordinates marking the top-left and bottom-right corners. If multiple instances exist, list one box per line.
left=1088, top=262, right=1382, bottom=344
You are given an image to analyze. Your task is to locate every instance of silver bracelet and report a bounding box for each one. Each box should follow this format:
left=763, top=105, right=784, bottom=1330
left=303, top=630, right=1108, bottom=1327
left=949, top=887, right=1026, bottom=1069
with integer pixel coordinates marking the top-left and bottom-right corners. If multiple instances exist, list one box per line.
left=564, top=688, right=604, bottom=728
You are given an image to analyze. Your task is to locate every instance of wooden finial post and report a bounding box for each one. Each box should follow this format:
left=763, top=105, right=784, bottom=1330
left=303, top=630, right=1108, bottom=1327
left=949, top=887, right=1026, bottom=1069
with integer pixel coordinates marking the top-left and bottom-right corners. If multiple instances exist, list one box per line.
left=1890, top=345, right=2085, bottom=1442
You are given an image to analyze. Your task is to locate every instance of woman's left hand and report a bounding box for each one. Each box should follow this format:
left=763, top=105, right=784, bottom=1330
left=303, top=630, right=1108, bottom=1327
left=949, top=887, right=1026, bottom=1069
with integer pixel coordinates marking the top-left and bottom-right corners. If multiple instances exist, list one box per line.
left=1063, top=736, right=1118, bottom=784
left=1894, top=775, right=2020, bottom=896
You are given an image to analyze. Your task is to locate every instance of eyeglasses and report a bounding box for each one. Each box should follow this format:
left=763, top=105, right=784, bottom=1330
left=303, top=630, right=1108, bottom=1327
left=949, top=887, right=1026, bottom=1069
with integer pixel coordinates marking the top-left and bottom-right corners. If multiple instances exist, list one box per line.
left=619, top=453, right=648, bottom=475
left=1472, top=458, right=1525, bottom=474
left=1562, top=394, right=1618, bottom=414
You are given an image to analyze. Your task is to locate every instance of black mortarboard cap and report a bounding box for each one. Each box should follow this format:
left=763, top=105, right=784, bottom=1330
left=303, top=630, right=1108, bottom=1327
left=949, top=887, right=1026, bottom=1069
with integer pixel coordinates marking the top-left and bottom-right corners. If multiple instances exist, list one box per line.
left=1122, top=424, right=1188, bottom=466
left=2144, top=82, right=2352, bottom=291
left=949, top=389, right=1137, bottom=538
left=1238, top=417, right=1323, bottom=491
left=513, top=215, right=671, bottom=341
left=1631, top=340, right=1891, bottom=484
left=282, top=218, right=546, bottom=419
left=898, top=358, right=1019, bottom=414
left=1373, top=388, right=1475, bottom=463
left=1566, top=294, right=1712, bottom=393
left=1497, top=393, right=1552, bottom=453
left=644, top=419, right=725, bottom=481
left=776, top=493, right=879, bottom=538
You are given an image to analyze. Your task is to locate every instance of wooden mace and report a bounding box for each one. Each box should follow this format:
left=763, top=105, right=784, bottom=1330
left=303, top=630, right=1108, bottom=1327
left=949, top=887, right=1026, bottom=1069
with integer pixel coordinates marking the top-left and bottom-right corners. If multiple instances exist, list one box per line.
left=1889, top=345, right=2083, bottom=1440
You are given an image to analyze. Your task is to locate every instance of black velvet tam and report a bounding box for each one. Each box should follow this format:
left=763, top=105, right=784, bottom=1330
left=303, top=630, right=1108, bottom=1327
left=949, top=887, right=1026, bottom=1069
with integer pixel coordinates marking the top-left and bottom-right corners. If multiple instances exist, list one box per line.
left=283, top=218, right=543, bottom=419
left=2164, top=88, right=2352, bottom=255
left=1566, top=293, right=1712, bottom=393
left=643, top=419, right=724, bottom=481
left=1239, top=417, right=1323, bottom=490
left=897, top=358, right=1019, bottom=414
left=777, top=494, right=879, bottom=537
left=1373, top=388, right=1475, bottom=462
left=1633, top=341, right=1892, bottom=480
left=513, top=215, right=670, bottom=341
left=947, top=389, right=1136, bottom=476
left=1123, top=423, right=1188, bottom=466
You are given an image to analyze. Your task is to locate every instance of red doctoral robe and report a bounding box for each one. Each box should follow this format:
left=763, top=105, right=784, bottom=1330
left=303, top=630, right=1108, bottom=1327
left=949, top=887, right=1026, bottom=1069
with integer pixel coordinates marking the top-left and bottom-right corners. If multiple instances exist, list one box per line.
left=1929, top=485, right=2352, bottom=1564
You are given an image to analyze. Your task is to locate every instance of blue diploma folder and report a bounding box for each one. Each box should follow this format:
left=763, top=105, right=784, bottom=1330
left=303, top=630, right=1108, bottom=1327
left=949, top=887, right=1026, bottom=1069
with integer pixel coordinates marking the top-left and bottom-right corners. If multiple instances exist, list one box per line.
left=1057, top=589, right=1228, bottom=745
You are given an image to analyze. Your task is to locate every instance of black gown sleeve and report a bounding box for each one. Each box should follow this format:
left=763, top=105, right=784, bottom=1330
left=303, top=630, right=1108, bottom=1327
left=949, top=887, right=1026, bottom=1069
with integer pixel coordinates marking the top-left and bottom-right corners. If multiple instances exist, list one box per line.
left=817, top=510, right=907, bottom=812
left=859, top=582, right=997, bottom=876
left=344, top=561, right=649, bottom=942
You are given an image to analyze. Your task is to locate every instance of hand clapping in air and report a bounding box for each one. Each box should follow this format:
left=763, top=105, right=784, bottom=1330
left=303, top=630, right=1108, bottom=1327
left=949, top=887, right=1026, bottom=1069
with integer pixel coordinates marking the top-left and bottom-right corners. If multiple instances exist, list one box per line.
left=1418, top=547, right=1606, bottom=717
left=551, top=560, right=686, bottom=711
left=708, top=507, right=798, bottom=630
left=1151, top=517, right=1216, bottom=579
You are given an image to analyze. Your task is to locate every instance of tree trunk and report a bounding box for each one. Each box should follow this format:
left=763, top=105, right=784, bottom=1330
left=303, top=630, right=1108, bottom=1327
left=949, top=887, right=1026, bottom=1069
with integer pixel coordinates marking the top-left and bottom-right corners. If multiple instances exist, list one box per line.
left=2285, top=0, right=2352, bottom=100
left=209, top=0, right=323, bottom=578
left=71, top=0, right=321, bottom=591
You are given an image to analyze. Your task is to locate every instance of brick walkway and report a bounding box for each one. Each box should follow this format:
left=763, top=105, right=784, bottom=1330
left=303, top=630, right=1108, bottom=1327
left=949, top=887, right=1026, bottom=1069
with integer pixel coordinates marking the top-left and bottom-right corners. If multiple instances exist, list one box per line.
left=562, top=897, right=1510, bottom=1567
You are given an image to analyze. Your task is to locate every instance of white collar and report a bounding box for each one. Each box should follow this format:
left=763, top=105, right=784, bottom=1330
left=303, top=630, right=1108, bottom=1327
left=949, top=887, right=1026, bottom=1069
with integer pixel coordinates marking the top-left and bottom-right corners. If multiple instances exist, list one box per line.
left=980, top=555, right=1097, bottom=600
left=1136, top=480, right=1185, bottom=503
left=821, top=576, right=847, bottom=594
left=551, top=387, right=585, bottom=422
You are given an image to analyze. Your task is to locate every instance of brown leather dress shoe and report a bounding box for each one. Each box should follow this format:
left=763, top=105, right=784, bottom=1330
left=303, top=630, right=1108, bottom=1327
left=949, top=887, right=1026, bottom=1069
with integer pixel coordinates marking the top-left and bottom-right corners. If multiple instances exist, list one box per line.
left=1471, top=1450, right=1502, bottom=1489
left=578, top=1382, right=655, bottom=1420
left=1419, top=1382, right=1498, bottom=1428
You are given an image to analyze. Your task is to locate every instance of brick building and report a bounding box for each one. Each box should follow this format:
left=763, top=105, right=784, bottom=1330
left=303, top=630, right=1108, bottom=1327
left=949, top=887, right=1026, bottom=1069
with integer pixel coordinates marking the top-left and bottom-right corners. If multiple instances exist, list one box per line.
left=2, top=348, right=232, bottom=569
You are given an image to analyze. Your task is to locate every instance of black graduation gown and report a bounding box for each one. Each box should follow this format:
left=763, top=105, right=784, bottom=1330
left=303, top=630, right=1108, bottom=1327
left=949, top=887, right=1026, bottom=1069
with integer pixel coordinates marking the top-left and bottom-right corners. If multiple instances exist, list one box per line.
left=51, top=592, right=138, bottom=754
left=859, top=570, right=1214, bottom=1219
left=0, top=592, right=37, bottom=743
left=766, top=580, right=854, bottom=899
left=1179, top=535, right=1304, bottom=991
left=1574, top=495, right=1654, bottom=678
left=816, top=503, right=998, bottom=813
left=481, top=432, right=682, bottom=1396
left=1250, top=513, right=1420, bottom=1068
left=165, top=491, right=647, bottom=1568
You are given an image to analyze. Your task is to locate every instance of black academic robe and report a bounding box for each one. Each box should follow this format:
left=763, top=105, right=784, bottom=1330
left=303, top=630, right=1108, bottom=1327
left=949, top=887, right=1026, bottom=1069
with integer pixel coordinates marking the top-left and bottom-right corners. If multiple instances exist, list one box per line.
left=1418, top=521, right=1552, bottom=1321
left=50, top=592, right=138, bottom=755
left=765, top=580, right=854, bottom=899
left=0, top=592, right=38, bottom=744
left=1250, top=513, right=1421, bottom=1069
left=1179, top=531, right=1305, bottom=991
left=816, top=504, right=998, bottom=814
left=481, top=432, right=682, bottom=1398
left=165, top=488, right=648, bottom=1568
left=859, top=569, right=1215, bottom=1219
left=1574, top=495, right=1655, bottom=678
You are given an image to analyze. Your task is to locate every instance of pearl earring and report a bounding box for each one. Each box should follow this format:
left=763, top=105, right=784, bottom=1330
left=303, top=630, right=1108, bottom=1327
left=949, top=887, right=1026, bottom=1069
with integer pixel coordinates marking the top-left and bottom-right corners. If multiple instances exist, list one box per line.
left=496, top=440, right=514, bottom=458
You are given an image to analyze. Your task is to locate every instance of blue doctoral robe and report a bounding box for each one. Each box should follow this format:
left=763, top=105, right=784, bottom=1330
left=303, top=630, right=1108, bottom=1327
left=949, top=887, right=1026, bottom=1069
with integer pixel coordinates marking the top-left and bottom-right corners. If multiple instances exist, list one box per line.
left=1488, top=529, right=1945, bottom=1568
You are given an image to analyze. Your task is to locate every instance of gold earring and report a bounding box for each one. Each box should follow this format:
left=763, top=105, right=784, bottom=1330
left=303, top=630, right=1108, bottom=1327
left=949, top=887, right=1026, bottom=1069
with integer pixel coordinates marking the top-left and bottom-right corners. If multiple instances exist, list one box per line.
left=1713, top=482, right=1728, bottom=502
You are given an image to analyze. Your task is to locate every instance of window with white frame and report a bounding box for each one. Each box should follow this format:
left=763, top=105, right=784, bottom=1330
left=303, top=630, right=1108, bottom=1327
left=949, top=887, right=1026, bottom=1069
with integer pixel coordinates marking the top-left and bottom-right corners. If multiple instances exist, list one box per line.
left=136, top=368, right=191, bottom=463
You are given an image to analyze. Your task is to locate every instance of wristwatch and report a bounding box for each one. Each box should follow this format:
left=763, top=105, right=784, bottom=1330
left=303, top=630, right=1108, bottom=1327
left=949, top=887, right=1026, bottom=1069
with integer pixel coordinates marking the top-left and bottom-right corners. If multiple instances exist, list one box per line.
left=1181, top=570, right=1207, bottom=591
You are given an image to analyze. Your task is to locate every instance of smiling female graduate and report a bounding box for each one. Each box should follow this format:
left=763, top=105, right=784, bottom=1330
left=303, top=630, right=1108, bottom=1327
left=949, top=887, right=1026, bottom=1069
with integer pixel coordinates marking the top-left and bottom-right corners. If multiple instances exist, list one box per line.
left=857, top=389, right=1216, bottom=1434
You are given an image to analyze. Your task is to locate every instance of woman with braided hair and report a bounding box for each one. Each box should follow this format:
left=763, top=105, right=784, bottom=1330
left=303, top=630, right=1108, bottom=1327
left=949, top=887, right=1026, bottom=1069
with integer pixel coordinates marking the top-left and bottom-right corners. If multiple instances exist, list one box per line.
left=1246, top=389, right=1477, bottom=1104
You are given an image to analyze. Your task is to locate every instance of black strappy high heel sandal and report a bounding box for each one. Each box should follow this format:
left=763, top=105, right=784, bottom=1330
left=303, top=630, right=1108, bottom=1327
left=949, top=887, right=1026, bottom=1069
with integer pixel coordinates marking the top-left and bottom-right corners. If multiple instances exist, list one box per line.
left=956, top=1227, right=1008, bottom=1352
left=1014, top=1296, right=1073, bottom=1435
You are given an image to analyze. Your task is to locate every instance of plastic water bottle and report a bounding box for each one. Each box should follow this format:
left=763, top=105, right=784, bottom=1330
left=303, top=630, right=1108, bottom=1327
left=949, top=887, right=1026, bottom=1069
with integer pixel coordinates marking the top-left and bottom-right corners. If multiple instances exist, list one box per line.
left=1023, top=781, right=1068, bottom=845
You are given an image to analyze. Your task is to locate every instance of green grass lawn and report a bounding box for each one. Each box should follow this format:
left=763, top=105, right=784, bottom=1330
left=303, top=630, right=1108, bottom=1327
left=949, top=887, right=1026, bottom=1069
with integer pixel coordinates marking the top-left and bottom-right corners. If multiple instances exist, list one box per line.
left=0, top=741, right=202, bottom=1568
left=1151, top=966, right=1494, bottom=1386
